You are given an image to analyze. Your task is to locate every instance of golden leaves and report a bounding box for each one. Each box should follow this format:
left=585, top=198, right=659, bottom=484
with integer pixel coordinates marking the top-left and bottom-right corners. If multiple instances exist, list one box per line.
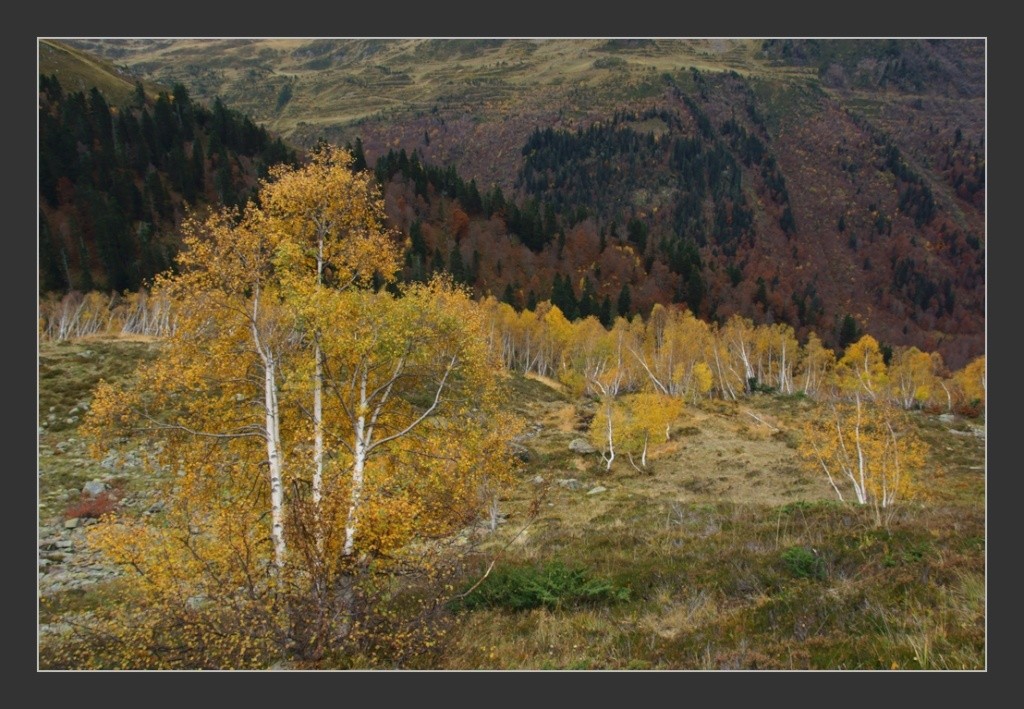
left=798, top=398, right=925, bottom=521
left=75, top=147, right=522, bottom=665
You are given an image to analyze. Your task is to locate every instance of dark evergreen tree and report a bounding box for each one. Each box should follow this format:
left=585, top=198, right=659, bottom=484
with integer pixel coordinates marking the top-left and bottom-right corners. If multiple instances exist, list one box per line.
left=578, top=276, right=597, bottom=318
left=409, top=220, right=427, bottom=258
left=133, top=80, right=146, bottom=108
left=449, top=245, right=467, bottom=284
left=351, top=137, right=367, bottom=172
left=39, top=209, right=68, bottom=292
left=617, top=283, right=632, bottom=318
left=551, top=273, right=579, bottom=319
left=754, top=277, right=768, bottom=310
left=838, top=313, right=861, bottom=348
left=779, top=206, right=797, bottom=235
left=502, top=282, right=519, bottom=309
left=172, top=83, right=195, bottom=140
left=191, top=139, right=206, bottom=194
left=526, top=290, right=538, bottom=311
left=599, top=295, right=613, bottom=327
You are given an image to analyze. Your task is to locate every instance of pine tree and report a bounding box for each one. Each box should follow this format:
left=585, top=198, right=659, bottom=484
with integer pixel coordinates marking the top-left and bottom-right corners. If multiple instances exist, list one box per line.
left=133, top=80, right=146, bottom=108
left=551, top=273, right=579, bottom=320
left=351, top=137, right=366, bottom=172
left=191, top=139, right=206, bottom=194
left=838, top=313, right=861, bottom=349
left=449, top=245, right=467, bottom=284
left=579, top=276, right=597, bottom=318
left=599, top=295, right=613, bottom=327
left=502, top=282, right=518, bottom=308
left=617, top=283, right=632, bottom=318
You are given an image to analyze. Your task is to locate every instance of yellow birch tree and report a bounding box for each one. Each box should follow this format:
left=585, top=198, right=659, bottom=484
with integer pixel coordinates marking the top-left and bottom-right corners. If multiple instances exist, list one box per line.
left=799, top=398, right=926, bottom=526
left=78, top=149, right=521, bottom=668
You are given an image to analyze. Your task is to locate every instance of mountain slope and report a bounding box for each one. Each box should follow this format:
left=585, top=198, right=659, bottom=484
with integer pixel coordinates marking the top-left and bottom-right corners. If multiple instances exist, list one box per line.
left=39, top=41, right=299, bottom=293
left=54, top=38, right=985, bottom=367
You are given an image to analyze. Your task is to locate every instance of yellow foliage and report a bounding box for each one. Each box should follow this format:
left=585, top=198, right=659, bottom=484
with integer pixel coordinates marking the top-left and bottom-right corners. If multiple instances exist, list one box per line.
left=75, top=149, right=521, bottom=668
left=835, top=335, right=887, bottom=400
left=955, top=355, right=985, bottom=407
left=798, top=397, right=926, bottom=525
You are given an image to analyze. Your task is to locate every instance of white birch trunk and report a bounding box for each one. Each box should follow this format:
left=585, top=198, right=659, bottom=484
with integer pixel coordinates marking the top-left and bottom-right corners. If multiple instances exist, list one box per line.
left=313, top=342, right=324, bottom=507
left=603, top=401, right=615, bottom=471
left=264, top=356, right=287, bottom=569
left=250, top=288, right=287, bottom=570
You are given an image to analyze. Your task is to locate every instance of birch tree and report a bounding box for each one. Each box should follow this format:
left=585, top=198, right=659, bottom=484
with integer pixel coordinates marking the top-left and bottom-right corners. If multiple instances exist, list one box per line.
left=80, top=152, right=520, bottom=667
left=798, top=398, right=926, bottom=526
left=262, top=144, right=400, bottom=520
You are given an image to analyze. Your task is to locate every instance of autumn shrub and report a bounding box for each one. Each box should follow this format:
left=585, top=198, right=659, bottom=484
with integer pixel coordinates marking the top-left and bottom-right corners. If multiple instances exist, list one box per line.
left=954, top=399, right=984, bottom=418
left=450, top=561, right=629, bottom=612
left=63, top=489, right=121, bottom=520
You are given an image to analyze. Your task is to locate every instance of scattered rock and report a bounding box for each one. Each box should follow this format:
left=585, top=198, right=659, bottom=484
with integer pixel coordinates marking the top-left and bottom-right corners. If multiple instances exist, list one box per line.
left=39, top=622, right=74, bottom=637
left=83, top=480, right=108, bottom=497
left=64, top=518, right=80, bottom=530
left=587, top=486, right=608, bottom=495
left=78, top=349, right=95, bottom=359
left=569, top=438, right=597, bottom=454
left=513, top=446, right=535, bottom=463
left=556, top=478, right=583, bottom=491
left=531, top=475, right=545, bottom=485
left=55, top=540, right=73, bottom=550
left=939, top=413, right=956, bottom=423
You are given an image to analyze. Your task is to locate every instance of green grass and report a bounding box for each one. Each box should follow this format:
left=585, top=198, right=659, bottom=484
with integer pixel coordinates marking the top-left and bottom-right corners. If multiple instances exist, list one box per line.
left=38, top=338, right=161, bottom=512
left=450, top=561, right=629, bottom=612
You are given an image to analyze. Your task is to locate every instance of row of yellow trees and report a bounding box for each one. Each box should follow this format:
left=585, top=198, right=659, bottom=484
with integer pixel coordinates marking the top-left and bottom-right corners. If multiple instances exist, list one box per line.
left=478, top=297, right=983, bottom=526
left=479, top=297, right=985, bottom=413
left=73, top=146, right=522, bottom=668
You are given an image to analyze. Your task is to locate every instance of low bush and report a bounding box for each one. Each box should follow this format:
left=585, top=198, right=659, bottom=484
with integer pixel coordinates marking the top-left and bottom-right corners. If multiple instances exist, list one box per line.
left=781, top=546, right=826, bottom=580
left=451, top=561, right=629, bottom=612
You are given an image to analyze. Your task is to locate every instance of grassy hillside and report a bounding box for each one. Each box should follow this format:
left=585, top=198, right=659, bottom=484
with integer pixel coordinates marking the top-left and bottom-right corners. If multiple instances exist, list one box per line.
left=38, top=39, right=165, bottom=107
left=38, top=336, right=985, bottom=670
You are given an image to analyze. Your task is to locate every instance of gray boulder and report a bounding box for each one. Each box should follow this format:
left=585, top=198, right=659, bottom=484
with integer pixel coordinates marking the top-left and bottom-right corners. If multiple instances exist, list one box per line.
left=569, top=438, right=597, bottom=454
left=83, top=480, right=108, bottom=497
